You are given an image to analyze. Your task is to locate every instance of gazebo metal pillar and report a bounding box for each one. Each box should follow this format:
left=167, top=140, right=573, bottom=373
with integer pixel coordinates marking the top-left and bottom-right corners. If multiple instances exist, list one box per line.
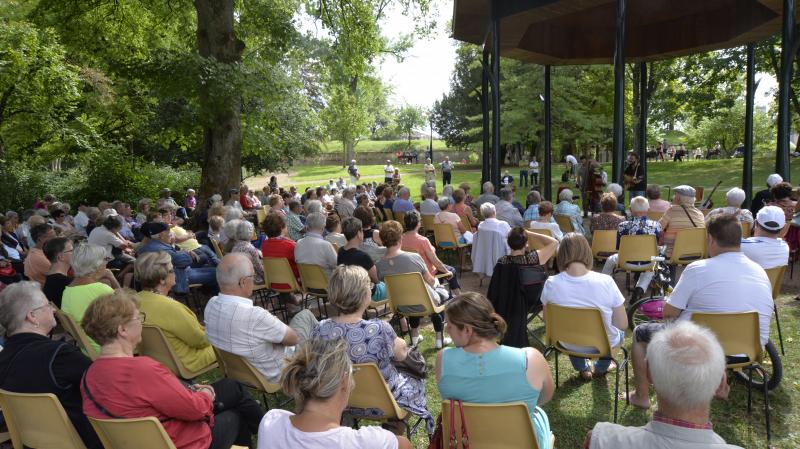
left=777, top=0, right=795, bottom=181
left=638, top=62, right=648, bottom=186
left=481, top=48, right=490, bottom=190
left=612, top=0, right=627, bottom=186
left=744, top=43, right=756, bottom=208
left=543, top=65, right=553, bottom=202
left=490, top=3, right=502, bottom=189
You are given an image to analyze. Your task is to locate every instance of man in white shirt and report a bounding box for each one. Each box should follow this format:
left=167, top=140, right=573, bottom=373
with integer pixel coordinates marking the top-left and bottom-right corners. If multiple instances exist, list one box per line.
left=294, top=213, right=338, bottom=278
left=73, top=201, right=90, bottom=236
left=529, top=157, right=540, bottom=186
left=383, top=160, right=394, bottom=184
left=626, top=214, right=773, bottom=409
left=565, top=153, right=578, bottom=178
left=419, top=187, right=440, bottom=216
left=741, top=205, right=790, bottom=270
left=204, top=253, right=318, bottom=382
left=494, top=188, right=524, bottom=227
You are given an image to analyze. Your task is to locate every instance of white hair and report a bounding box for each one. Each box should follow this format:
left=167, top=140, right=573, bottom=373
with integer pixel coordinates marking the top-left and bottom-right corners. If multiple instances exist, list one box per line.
left=558, top=189, right=573, bottom=202
left=480, top=202, right=496, bottom=218
left=726, top=187, right=746, bottom=207
left=305, top=199, right=322, bottom=215
left=224, top=206, right=243, bottom=222
left=482, top=182, right=494, bottom=193
left=607, top=183, right=623, bottom=198
left=0, top=281, right=46, bottom=334
left=437, top=197, right=450, bottom=210
left=647, top=321, right=726, bottom=410
left=228, top=219, right=254, bottom=242
left=70, top=243, right=107, bottom=277
left=306, top=212, right=326, bottom=231
left=442, top=185, right=454, bottom=197
left=630, top=196, right=650, bottom=213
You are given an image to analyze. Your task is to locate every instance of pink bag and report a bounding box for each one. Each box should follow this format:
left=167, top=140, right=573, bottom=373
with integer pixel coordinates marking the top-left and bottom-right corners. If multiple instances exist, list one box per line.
left=638, top=298, right=665, bottom=320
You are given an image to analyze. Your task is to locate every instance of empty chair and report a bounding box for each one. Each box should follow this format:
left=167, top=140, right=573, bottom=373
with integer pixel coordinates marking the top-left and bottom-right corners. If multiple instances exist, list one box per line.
left=0, top=389, right=88, bottom=449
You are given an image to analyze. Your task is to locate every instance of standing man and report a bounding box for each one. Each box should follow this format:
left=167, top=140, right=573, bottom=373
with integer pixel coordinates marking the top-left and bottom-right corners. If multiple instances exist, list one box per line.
left=624, top=152, right=646, bottom=201
left=529, top=156, right=540, bottom=186
left=441, top=156, right=453, bottom=187
left=518, top=158, right=528, bottom=188
left=347, top=159, right=360, bottom=186
left=424, top=158, right=436, bottom=183
left=383, top=160, right=394, bottom=185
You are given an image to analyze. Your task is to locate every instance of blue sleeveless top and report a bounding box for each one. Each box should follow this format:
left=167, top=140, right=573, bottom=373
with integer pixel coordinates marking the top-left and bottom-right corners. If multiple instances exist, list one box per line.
left=439, top=345, right=551, bottom=449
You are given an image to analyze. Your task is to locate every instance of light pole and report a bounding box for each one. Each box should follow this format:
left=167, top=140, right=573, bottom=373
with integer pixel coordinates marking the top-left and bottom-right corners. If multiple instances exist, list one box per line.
left=428, top=112, right=434, bottom=162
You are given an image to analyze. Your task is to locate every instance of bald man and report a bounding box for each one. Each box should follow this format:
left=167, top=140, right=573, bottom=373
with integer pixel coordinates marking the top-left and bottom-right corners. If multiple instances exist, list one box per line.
left=203, top=253, right=318, bottom=383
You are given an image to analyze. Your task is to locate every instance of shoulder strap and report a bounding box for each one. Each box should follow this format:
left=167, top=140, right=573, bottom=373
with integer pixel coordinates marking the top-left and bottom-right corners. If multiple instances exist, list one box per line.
left=679, top=205, right=698, bottom=228
left=82, top=373, right=125, bottom=419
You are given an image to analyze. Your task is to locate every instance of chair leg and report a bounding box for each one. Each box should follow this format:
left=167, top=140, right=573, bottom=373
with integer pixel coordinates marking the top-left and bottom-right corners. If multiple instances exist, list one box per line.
left=554, top=352, right=560, bottom=388
left=774, top=304, right=785, bottom=355
left=760, top=366, right=771, bottom=445
left=747, top=366, right=753, bottom=414
left=614, top=366, right=620, bottom=423
left=261, top=392, right=270, bottom=411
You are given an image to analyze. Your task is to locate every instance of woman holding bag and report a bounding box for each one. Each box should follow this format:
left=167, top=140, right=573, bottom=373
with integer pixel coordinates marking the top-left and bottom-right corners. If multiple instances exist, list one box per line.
left=436, top=292, right=554, bottom=449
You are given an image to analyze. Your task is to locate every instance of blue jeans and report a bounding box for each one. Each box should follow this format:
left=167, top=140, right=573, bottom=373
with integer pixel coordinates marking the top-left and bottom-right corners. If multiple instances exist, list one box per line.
left=188, top=267, right=219, bottom=295
left=519, top=170, right=528, bottom=187
left=569, top=356, right=614, bottom=373
left=629, top=190, right=645, bottom=201
left=439, top=265, right=460, bottom=290
left=192, top=244, right=220, bottom=267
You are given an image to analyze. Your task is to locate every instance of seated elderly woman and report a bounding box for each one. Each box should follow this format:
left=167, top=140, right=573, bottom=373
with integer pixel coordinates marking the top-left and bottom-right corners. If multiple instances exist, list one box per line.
left=590, top=193, right=626, bottom=233
left=261, top=213, right=299, bottom=291
left=659, top=185, right=705, bottom=259
left=257, top=338, right=412, bottom=449
left=452, top=188, right=477, bottom=229
left=402, top=211, right=460, bottom=296
left=530, top=201, right=563, bottom=241
left=706, top=187, right=754, bottom=225
left=645, top=184, right=671, bottom=214
left=376, top=221, right=450, bottom=348
left=489, top=227, right=558, bottom=348
left=434, top=197, right=472, bottom=244
left=0, top=282, right=102, bottom=449
left=436, top=292, right=554, bottom=449
left=50, top=208, right=74, bottom=235
left=62, top=243, right=120, bottom=352
left=554, top=189, right=586, bottom=235
left=312, top=265, right=434, bottom=435
left=226, top=219, right=264, bottom=285
left=523, top=190, right=544, bottom=221
left=135, top=252, right=217, bottom=373
left=324, top=214, right=347, bottom=248
left=0, top=215, right=26, bottom=273
left=540, top=233, right=628, bottom=379
left=81, top=290, right=264, bottom=449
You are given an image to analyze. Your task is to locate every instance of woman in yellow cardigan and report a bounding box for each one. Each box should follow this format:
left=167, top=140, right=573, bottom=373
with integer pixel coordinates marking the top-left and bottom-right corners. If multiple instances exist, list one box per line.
left=134, top=251, right=216, bottom=373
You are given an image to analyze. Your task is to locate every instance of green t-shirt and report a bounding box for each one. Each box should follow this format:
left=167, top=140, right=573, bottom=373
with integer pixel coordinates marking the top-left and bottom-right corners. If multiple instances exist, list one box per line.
left=61, top=282, right=114, bottom=353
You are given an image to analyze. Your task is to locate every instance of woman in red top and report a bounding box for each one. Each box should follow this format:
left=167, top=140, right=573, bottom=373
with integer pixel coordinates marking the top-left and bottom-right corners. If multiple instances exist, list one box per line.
left=260, top=213, right=299, bottom=289
left=238, top=185, right=254, bottom=210
left=81, top=290, right=264, bottom=449
left=400, top=211, right=461, bottom=297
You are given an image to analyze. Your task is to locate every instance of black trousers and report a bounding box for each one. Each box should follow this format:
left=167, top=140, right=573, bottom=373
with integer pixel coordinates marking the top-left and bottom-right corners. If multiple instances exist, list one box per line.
left=208, top=378, right=265, bottom=449
left=442, top=172, right=452, bottom=186
left=409, top=312, right=444, bottom=332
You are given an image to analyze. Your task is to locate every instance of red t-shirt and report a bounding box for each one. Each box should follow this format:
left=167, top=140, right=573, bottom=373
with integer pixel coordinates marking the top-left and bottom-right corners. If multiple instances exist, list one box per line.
left=82, top=357, right=213, bottom=449
left=239, top=194, right=254, bottom=210
left=261, top=237, right=300, bottom=289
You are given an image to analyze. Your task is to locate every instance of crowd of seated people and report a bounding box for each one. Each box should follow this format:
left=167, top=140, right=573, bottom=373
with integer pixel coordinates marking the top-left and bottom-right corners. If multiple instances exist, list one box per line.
left=2, top=168, right=794, bottom=449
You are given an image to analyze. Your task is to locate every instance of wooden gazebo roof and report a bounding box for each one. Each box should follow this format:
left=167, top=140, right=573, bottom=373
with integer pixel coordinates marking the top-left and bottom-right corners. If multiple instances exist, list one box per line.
left=452, top=0, right=798, bottom=64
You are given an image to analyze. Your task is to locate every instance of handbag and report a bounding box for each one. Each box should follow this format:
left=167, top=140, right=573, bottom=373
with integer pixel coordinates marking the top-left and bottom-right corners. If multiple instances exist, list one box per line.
left=517, top=263, right=547, bottom=287
left=0, top=264, right=15, bottom=277
left=393, top=347, right=428, bottom=380
left=427, top=400, right=470, bottom=449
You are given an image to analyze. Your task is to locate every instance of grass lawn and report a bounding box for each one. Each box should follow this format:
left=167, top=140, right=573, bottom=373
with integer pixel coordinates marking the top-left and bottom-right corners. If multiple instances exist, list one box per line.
left=319, top=139, right=451, bottom=153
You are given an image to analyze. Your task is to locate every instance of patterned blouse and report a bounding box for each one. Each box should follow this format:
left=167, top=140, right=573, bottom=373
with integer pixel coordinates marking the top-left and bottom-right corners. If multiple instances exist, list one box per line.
left=617, top=216, right=662, bottom=248
left=590, top=213, right=625, bottom=234
left=231, top=240, right=264, bottom=285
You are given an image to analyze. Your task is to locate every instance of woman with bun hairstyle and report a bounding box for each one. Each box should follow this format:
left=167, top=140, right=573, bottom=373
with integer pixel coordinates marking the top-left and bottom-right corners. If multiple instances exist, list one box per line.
left=257, top=338, right=412, bottom=449
left=435, top=292, right=554, bottom=449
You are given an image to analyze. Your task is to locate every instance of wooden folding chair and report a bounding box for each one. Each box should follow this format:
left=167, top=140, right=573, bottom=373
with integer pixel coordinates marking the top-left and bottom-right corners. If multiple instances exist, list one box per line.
left=209, top=239, right=224, bottom=259
left=527, top=228, right=553, bottom=251
left=764, top=265, right=787, bottom=355
left=89, top=415, right=251, bottom=449
left=384, top=272, right=444, bottom=340
left=213, top=346, right=285, bottom=410
left=297, top=263, right=330, bottom=319
left=55, top=309, right=100, bottom=361
left=616, top=234, right=658, bottom=292
left=543, top=304, right=629, bottom=422
left=421, top=214, right=436, bottom=237
left=669, top=227, right=707, bottom=266
left=460, top=213, right=474, bottom=232
left=347, top=363, right=423, bottom=439
left=591, top=230, right=618, bottom=263
left=741, top=220, right=752, bottom=238
left=0, top=389, right=87, bottom=449
left=646, top=211, right=664, bottom=221
left=554, top=214, right=574, bottom=234
left=139, top=325, right=217, bottom=380
left=394, top=211, right=407, bottom=229
left=441, top=400, right=554, bottom=449
left=432, top=222, right=470, bottom=273
left=384, top=209, right=394, bottom=221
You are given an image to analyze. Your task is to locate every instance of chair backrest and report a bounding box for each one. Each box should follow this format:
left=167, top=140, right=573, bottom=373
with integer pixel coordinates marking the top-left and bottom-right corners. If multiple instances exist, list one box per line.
left=764, top=265, right=787, bottom=300
left=460, top=214, right=473, bottom=231
left=617, top=234, right=658, bottom=267
left=297, top=263, right=329, bottom=295
left=591, top=230, right=618, bottom=259
left=384, top=209, right=394, bottom=221
left=89, top=416, right=176, bottom=449
left=441, top=401, right=542, bottom=449
left=348, top=363, right=406, bottom=421
left=421, top=214, right=436, bottom=233
left=209, top=239, right=224, bottom=258
left=670, top=227, right=707, bottom=264
left=372, top=207, right=383, bottom=222
left=213, top=347, right=281, bottom=394
left=0, top=389, right=88, bottom=449
left=527, top=229, right=552, bottom=251
left=691, top=312, right=763, bottom=364
left=530, top=227, right=553, bottom=237
left=740, top=220, right=752, bottom=238
left=433, top=222, right=459, bottom=248
left=394, top=211, right=406, bottom=228
left=256, top=208, right=267, bottom=226
left=554, top=214, right=574, bottom=233
left=55, top=309, right=100, bottom=361
left=384, top=272, right=442, bottom=316
left=646, top=211, right=664, bottom=221
left=262, top=257, right=301, bottom=293
left=693, top=186, right=704, bottom=203
left=544, top=303, right=612, bottom=357
left=139, top=325, right=194, bottom=379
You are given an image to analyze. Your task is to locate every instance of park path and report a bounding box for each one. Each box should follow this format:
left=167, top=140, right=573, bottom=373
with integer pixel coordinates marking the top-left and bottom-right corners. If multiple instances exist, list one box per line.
left=248, top=168, right=482, bottom=189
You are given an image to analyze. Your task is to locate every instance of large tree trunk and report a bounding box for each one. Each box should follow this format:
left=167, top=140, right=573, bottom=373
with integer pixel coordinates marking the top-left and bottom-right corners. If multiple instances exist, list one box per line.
left=195, top=0, right=245, bottom=211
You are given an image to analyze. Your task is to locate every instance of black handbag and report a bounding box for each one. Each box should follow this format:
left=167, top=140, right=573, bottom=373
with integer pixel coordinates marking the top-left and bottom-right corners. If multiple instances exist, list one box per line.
left=393, top=347, right=428, bottom=380
left=518, top=263, right=548, bottom=286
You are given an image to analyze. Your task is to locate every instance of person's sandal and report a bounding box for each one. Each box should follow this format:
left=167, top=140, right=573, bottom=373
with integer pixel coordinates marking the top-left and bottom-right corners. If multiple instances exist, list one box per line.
left=580, top=368, right=594, bottom=380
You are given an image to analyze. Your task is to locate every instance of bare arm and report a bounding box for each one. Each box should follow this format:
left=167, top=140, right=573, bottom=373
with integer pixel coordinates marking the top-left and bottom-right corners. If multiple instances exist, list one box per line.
left=662, top=303, right=682, bottom=321
left=611, top=305, right=628, bottom=331
left=397, top=436, right=413, bottom=449
left=435, top=349, right=444, bottom=382
left=526, top=230, right=558, bottom=265
left=425, top=245, right=449, bottom=274
left=393, top=337, right=408, bottom=362
left=456, top=220, right=467, bottom=235
left=98, top=269, right=121, bottom=289
left=422, top=267, right=436, bottom=287
left=281, top=327, right=299, bottom=346
left=525, top=347, right=554, bottom=405
left=368, top=265, right=380, bottom=284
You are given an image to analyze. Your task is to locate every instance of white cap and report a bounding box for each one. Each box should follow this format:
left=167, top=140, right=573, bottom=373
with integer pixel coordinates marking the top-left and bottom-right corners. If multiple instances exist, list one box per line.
left=756, top=205, right=785, bottom=232
left=767, top=174, right=783, bottom=187
left=351, top=159, right=356, bottom=163
left=102, top=209, right=118, bottom=217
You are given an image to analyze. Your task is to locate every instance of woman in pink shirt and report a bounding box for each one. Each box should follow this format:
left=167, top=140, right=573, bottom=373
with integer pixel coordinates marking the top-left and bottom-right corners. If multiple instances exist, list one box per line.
left=434, top=197, right=468, bottom=243
left=400, top=211, right=461, bottom=296
left=646, top=184, right=671, bottom=214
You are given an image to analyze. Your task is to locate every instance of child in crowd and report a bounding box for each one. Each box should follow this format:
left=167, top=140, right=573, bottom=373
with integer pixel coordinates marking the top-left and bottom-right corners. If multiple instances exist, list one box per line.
left=184, top=188, right=197, bottom=213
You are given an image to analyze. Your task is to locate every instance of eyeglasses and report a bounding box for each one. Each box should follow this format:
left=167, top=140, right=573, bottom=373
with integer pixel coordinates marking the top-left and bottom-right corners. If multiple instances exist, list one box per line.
left=30, top=301, right=56, bottom=313
left=133, top=312, right=146, bottom=323
left=239, top=274, right=255, bottom=284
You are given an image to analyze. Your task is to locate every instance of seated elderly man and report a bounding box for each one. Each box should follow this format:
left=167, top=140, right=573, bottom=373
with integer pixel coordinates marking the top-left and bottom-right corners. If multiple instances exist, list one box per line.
left=554, top=188, right=586, bottom=235
left=626, top=214, right=773, bottom=409
left=392, top=187, right=415, bottom=214
left=419, top=186, right=440, bottom=216
left=204, top=253, right=318, bottom=382
left=495, top=188, right=524, bottom=227
left=705, top=187, right=754, bottom=225
left=471, top=203, right=512, bottom=279
left=137, top=222, right=218, bottom=295
left=294, top=212, right=338, bottom=278
left=601, top=196, right=662, bottom=302
left=586, top=321, right=743, bottom=449
left=334, top=187, right=356, bottom=218
left=473, top=182, right=500, bottom=209
left=659, top=185, right=705, bottom=260
left=741, top=205, right=790, bottom=270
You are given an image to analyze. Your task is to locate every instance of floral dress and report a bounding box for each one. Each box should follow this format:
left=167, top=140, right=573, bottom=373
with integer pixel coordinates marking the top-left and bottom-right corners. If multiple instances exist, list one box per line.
left=312, top=319, right=434, bottom=433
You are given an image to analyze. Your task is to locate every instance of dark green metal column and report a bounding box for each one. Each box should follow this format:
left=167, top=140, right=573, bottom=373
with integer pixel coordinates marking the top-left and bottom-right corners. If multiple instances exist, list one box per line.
left=777, top=0, right=794, bottom=181
left=612, top=0, right=626, bottom=186
left=543, top=65, right=552, bottom=202
left=638, top=62, right=648, bottom=186
left=481, top=48, right=490, bottom=189
left=490, top=7, right=502, bottom=189
left=744, top=43, right=756, bottom=208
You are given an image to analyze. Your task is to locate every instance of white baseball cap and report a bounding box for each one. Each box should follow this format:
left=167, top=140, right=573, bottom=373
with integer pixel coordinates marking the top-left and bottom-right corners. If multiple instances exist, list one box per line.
left=767, top=174, right=783, bottom=188
left=756, top=205, right=785, bottom=232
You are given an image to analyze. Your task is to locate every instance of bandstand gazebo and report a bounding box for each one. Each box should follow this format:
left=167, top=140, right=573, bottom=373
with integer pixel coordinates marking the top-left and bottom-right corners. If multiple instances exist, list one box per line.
left=452, top=0, right=799, bottom=205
